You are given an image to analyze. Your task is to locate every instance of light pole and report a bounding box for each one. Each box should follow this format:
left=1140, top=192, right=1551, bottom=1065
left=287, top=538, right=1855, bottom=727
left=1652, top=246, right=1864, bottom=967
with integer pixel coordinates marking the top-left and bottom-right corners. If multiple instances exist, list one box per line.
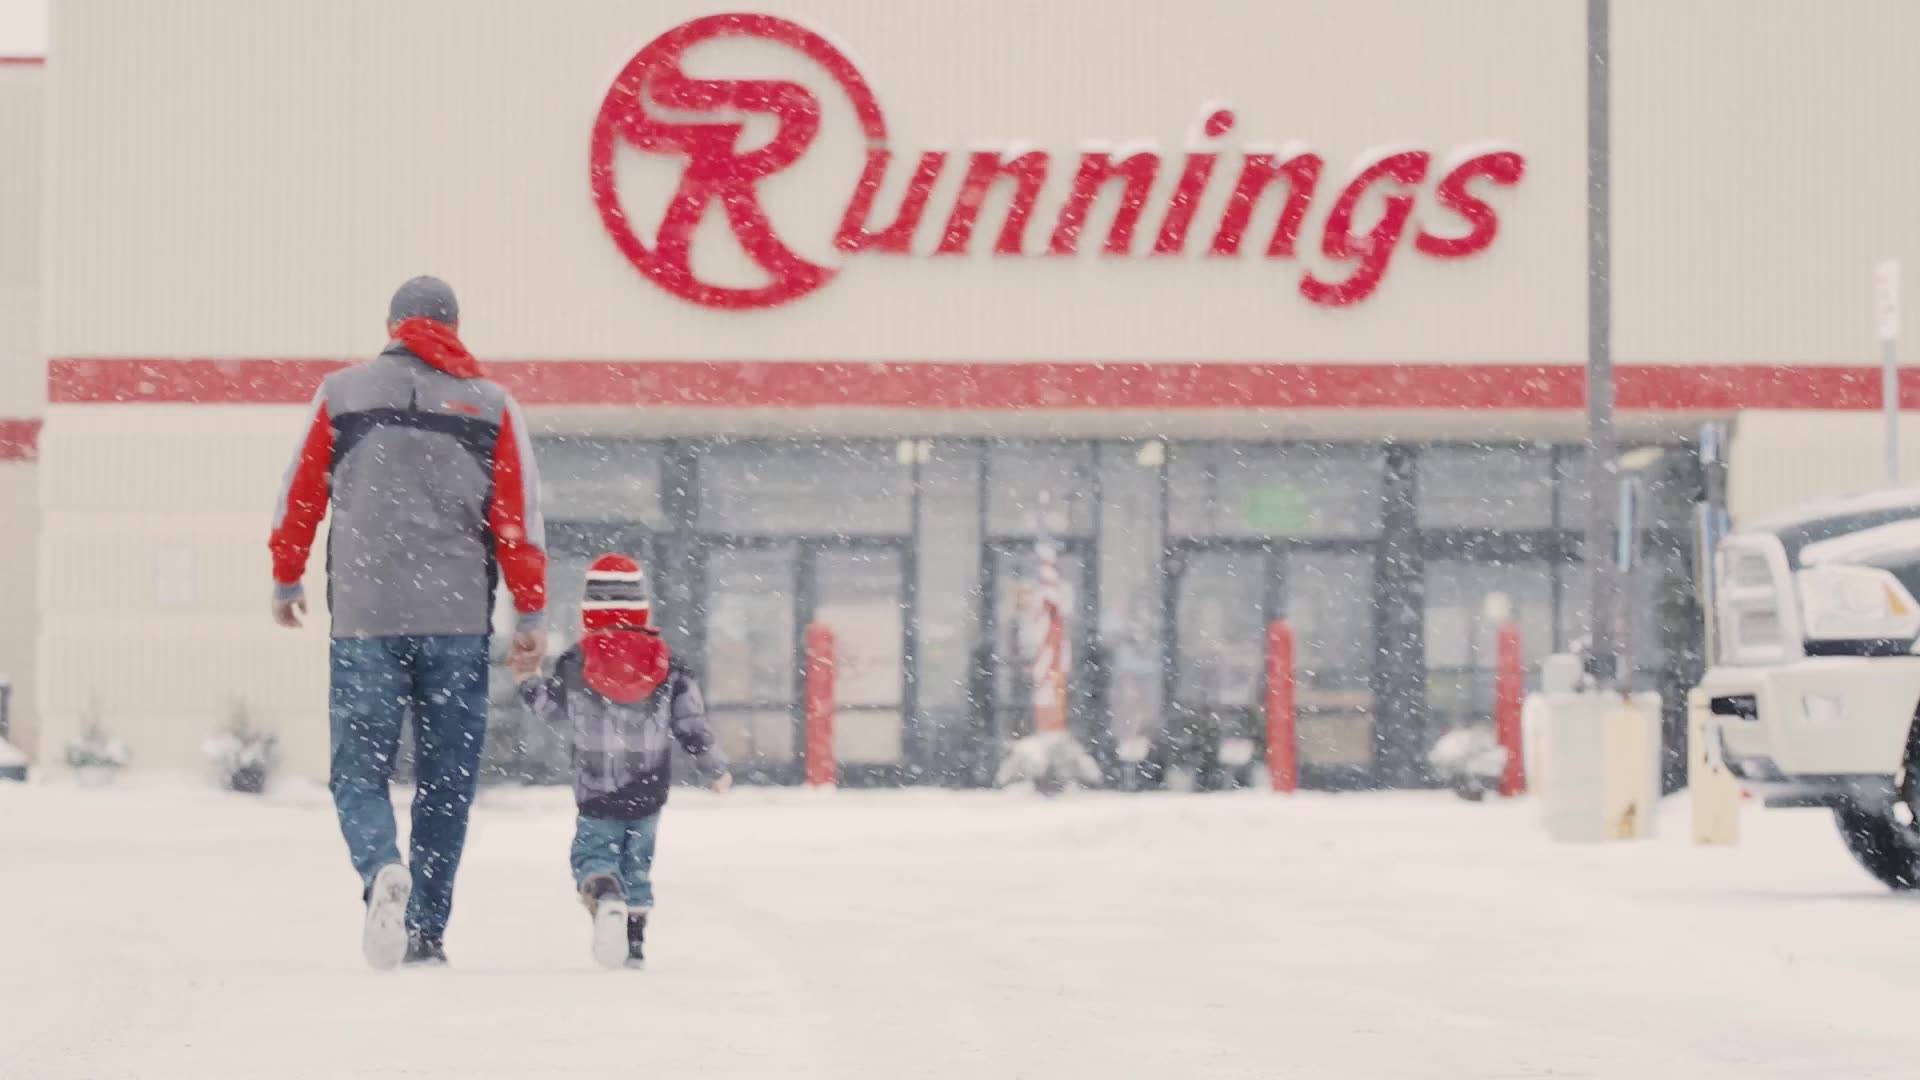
left=1585, top=0, right=1622, bottom=690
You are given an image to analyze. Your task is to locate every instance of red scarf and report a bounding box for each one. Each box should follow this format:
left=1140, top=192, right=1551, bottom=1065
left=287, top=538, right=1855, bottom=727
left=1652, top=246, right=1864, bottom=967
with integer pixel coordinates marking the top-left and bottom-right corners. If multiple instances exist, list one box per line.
left=582, top=629, right=671, bottom=704
left=392, top=317, right=481, bottom=378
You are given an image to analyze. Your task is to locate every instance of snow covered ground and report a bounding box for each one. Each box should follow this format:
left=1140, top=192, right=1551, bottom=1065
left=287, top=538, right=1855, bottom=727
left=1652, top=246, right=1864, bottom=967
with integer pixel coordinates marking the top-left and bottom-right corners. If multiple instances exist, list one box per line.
left=3, top=777, right=1919, bottom=1079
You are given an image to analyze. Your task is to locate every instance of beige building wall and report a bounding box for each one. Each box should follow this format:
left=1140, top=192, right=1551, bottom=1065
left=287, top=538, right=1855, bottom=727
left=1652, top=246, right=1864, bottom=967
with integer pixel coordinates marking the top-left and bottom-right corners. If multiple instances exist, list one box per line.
left=1616, top=0, right=1920, bottom=368
left=1727, top=412, right=1920, bottom=524
left=1616, top=1, right=1920, bottom=519
left=0, top=62, right=40, bottom=411
left=42, top=0, right=1585, bottom=365
left=0, top=460, right=36, bottom=753
left=36, top=405, right=331, bottom=774
left=0, top=61, right=39, bottom=755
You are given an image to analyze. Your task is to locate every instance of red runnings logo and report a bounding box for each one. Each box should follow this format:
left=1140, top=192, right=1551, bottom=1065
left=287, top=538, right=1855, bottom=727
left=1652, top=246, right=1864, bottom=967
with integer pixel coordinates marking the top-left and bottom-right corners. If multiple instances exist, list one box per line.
left=591, top=13, right=1527, bottom=311
left=589, top=13, right=880, bottom=310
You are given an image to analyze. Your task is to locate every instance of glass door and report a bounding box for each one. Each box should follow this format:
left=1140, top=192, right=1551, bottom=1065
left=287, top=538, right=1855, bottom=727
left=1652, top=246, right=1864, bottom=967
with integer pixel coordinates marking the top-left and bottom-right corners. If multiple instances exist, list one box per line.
left=1284, top=549, right=1378, bottom=782
left=809, top=544, right=910, bottom=780
left=1172, top=548, right=1271, bottom=709
left=1165, top=542, right=1380, bottom=788
left=1167, top=544, right=1273, bottom=788
left=703, top=542, right=801, bottom=782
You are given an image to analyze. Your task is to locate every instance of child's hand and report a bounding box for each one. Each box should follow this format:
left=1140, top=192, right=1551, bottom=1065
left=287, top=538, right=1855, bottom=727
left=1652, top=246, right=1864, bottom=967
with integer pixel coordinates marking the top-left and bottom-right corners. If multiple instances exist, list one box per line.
left=507, top=650, right=541, bottom=683
left=710, top=772, right=733, bottom=794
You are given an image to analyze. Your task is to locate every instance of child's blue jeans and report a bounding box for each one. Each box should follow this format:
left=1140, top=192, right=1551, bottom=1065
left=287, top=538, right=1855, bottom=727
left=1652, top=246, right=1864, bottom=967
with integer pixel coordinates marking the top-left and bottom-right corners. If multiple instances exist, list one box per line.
left=571, top=813, right=660, bottom=910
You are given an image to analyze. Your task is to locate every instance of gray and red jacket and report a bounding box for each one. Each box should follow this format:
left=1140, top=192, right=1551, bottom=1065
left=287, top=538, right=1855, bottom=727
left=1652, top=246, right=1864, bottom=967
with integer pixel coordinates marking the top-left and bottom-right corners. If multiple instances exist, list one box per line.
left=269, top=340, right=546, bottom=638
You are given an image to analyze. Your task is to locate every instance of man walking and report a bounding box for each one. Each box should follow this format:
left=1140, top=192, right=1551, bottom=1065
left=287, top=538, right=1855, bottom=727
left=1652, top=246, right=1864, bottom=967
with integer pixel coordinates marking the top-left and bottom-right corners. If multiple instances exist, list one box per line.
left=269, top=276, right=547, bottom=968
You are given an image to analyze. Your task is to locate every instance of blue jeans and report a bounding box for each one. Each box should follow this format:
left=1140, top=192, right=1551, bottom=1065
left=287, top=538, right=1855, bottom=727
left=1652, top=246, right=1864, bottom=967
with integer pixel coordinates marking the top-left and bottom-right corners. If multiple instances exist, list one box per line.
left=571, top=814, right=659, bottom=910
left=329, top=634, right=490, bottom=940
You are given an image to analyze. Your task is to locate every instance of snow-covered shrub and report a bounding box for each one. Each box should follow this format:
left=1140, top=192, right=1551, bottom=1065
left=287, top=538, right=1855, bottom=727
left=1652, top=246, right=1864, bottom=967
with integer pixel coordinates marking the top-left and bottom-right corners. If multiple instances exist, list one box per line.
left=1427, top=727, right=1508, bottom=801
left=67, top=706, right=130, bottom=786
left=203, top=701, right=278, bottom=794
left=996, top=731, right=1104, bottom=796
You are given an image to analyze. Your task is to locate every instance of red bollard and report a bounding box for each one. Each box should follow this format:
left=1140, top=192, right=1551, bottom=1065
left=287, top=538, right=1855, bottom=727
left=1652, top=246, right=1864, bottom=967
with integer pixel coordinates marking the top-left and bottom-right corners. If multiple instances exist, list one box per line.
left=1266, top=621, right=1298, bottom=793
left=804, top=623, right=837, bottom=788
left=1494, top=622, right=1526, bottom=797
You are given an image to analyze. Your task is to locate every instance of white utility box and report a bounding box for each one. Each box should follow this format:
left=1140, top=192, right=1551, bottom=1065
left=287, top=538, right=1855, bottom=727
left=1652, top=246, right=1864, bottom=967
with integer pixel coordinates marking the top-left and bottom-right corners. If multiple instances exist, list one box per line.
left=1532, top=690, right=1663, bottom=843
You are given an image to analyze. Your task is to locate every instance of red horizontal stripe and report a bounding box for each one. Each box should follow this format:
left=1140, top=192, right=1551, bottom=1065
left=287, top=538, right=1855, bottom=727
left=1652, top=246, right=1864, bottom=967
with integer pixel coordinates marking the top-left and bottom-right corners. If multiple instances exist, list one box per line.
left=51, top=359, right=343, bottom=404
left=0, top=418, right=41, bottom=460
left=0, top=56, right=44, bottom=66
left=42, top=357, right=1906, bottom=411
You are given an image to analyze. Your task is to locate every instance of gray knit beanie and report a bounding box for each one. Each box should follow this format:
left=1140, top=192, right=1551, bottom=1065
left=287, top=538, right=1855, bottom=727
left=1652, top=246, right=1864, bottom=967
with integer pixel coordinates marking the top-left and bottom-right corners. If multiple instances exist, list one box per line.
left=389, top=276, right=459, bottom=325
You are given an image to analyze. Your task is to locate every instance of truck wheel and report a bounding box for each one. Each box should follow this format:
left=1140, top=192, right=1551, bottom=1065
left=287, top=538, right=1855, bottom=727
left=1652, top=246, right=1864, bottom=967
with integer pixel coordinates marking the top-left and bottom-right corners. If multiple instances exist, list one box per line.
left=1833, top=802, right=1920, bottom=890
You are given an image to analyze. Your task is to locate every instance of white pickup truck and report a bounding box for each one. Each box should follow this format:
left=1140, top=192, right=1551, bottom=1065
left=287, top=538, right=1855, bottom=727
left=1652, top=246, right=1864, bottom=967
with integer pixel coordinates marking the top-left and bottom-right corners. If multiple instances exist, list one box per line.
left=1699, top=489, right=1920, bottom=888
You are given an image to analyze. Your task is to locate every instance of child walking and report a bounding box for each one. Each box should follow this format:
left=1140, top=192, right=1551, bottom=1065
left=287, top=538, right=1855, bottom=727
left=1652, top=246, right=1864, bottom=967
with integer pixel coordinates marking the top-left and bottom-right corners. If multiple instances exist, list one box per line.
left=512, top=554, right=731, bottom=969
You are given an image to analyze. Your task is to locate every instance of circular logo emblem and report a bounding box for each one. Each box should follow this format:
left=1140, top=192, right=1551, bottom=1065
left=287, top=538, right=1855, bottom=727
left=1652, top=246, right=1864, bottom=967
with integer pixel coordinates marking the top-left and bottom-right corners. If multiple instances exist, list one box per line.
left=590, top=14, right=887, bottom=310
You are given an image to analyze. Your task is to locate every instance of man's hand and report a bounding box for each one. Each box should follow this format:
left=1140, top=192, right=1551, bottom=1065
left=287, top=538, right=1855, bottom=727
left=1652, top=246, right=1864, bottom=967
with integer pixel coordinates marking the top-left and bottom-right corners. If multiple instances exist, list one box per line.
left=710, top=771, right=734, bottom=795
left=509, top=628, right=547, bottom=675
left=272, top=586, right=307, bottom=629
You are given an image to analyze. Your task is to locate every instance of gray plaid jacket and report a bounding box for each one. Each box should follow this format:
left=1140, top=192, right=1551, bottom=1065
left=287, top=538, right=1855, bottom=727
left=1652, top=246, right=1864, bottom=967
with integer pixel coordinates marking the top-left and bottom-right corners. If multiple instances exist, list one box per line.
left=519, top=646, right=727, bottom=819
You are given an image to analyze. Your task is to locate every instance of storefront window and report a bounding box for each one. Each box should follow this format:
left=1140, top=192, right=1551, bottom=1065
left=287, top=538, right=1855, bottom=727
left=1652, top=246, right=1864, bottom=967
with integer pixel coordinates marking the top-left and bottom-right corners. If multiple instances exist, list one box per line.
left=1289, top=552, right=1374, bottom=695
left=1557, top=548, right=1692, bottom=690
left=1424, top=559, right=1554, bottom=732
left=1167, top=443, right=1385, bottom=539
left=699, top=441, right=911, bottom=536
left=987, top=441, right=1096, bottom=537
left=1557, top=445, right=1695, bottom=532
left=536, top=438, right=667, bottom=526
left=1418, top=445, right=1554, bottom=529
left=1174, top=551, right=1265, bottom=707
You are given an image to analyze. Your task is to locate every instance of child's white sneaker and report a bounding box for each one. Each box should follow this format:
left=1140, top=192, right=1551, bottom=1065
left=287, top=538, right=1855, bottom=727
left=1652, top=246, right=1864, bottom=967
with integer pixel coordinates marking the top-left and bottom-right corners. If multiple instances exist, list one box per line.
left=581, top=874, right=629, bottom=970
left=362, top=863, right=411, bottom=970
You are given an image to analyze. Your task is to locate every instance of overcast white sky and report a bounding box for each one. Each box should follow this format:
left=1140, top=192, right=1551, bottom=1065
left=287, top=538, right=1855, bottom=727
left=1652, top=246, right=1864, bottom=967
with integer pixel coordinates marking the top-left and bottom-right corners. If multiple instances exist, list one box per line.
left=0, top=0, right=46, bottom=56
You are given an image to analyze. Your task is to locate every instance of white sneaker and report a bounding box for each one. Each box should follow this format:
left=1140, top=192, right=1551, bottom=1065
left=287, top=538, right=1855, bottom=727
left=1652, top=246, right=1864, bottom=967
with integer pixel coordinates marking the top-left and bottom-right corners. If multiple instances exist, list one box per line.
left=362, top=863, right=411, bottom=970
left=591, top=897, right=631, bottom=970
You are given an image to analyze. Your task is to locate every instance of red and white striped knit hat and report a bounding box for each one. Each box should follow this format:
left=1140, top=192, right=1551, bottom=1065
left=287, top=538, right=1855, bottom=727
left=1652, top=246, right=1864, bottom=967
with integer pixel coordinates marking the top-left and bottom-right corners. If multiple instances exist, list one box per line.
left=582, top=553, right=652, bottom=631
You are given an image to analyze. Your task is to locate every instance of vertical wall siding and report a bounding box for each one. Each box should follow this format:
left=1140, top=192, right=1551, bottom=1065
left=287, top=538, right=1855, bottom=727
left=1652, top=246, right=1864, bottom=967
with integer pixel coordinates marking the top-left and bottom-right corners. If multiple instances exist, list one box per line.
left=0, top=65, right=40, bottom=411
left=0, top=462, right=36, bottom=753
left=0, top=64, right=40, bottom=752
left=36, top=406, right=333, bottom=774
left=1728, top=411, right=1920, bottom=523
left=1616, top=0, right=1920, bottom=367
